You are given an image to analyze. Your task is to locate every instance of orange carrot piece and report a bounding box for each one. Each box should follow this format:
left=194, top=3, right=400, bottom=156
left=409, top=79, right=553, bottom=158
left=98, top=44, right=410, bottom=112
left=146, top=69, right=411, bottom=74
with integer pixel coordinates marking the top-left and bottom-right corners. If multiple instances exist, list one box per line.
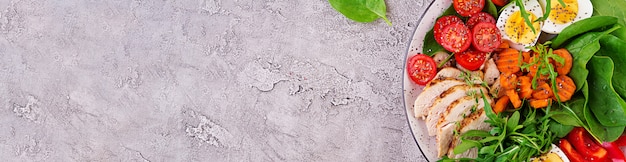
left=496, top=48, right=521, bottom=74
left=494, top=96, right=510, bottom=114
left=518, top=76, right=532, bottom=99
left=552, top=48, right=573, bottom=75
left=506, top=89, right=522, bottom=108
left=530, top=98, right=552, bottom=108
left=500, top=73, right=518, bottom=90
left=532, top=83, right=554, bottom=100
left=553, top=75, right=576, bottom=102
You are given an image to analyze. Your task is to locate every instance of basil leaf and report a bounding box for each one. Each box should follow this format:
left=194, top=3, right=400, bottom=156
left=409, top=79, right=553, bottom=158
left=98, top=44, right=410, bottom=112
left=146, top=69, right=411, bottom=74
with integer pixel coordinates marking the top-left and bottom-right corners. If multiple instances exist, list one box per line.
left=328, top=0, right=392, bottom=25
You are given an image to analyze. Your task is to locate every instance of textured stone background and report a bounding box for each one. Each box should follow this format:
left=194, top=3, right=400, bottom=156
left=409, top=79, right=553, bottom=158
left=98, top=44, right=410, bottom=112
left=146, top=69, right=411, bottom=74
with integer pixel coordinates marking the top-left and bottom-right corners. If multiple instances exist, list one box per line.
left=0, top=0, right=431, bottom=161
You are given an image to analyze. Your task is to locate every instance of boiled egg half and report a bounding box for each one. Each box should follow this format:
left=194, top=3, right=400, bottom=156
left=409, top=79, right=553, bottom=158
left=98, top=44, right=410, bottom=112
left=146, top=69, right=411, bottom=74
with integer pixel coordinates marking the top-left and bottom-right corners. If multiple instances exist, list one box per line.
left=539, top=0, right=593, bottom=34
left=531, top=144, right=570, bottom=162
left=496, top=0, right=544, bottom=51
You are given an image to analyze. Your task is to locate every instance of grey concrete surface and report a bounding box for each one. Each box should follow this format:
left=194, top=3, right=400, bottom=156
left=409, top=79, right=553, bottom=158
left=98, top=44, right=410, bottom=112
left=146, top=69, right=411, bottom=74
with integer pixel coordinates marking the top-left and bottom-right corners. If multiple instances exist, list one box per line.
left=0, top=0, right=431, bottom=161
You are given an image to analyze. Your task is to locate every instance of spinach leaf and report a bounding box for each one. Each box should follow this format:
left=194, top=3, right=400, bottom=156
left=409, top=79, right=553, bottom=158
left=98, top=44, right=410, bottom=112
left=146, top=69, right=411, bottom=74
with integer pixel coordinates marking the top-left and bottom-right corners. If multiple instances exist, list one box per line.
left=422, top=29, right=445, bottom=56
left=328, top=0, right=392, bottom=25
left=598, top=35, right=626, bottom=99
left=550, top=16, right=618, bottom=48
left=584, top=94, right=626, bottom=142
left=564, top=25, right=621, bottom=91
left=587, top=56, right=626, bottom=126
left=591, top=0, right=626, bottom=40
left=484, top=0, right=498, bottom=18
left=549, top=120, right=574, bottom=138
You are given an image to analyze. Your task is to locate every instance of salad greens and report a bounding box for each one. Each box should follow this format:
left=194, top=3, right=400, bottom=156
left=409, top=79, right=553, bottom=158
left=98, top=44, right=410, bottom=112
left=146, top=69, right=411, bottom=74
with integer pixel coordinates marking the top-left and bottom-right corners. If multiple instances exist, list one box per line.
left=587, top=56, right=626, bottom=127
left=328, top=0, right=392, bottom=25
left=440, top=92, right=561, bottom=162
left=598, top=35, right=626, bottom=99
left=550, top=16, right=618, bottom=48
left=591, top=0, right=626, bottom=41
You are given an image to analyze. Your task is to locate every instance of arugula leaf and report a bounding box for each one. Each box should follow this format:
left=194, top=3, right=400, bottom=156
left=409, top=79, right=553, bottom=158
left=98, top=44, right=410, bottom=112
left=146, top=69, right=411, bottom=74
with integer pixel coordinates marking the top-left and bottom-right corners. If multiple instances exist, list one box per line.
left=328, top=0, right=392, bottom=25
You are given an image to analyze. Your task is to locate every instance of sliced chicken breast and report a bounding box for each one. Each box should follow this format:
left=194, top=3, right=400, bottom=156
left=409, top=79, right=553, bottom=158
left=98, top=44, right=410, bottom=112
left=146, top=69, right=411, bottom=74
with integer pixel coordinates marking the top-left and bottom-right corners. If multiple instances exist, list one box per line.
left=483, top=58, right=499, bottom=86
left=436, top=95, right=493, bottom=136
left=426, top=86, right=488, bottom=136
left=447, top=109, right=491, bottom=159
left=432, top=67, right=484, bottom=84
left=436, top=123, right=456, bottom=157
left=414, top=79, right=465, bottom=119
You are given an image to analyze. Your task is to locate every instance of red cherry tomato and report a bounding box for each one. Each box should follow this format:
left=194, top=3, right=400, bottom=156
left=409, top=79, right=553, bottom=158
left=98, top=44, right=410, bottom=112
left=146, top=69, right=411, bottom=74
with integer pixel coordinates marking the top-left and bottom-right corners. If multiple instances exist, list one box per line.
left=455, top=50, right=487, bottom=71
left=453, top=0, right=485, bottom=17
left=439, top=23, right=472, bottom=53
left=472, top=22, right=501, bottom=53
left=491, top=0, right=510, bottom=6
left=407, top=54, right=437, bottom=85
left=466, top=12, right=496, bottom=30
left=433, top=16, right=463, bottom=44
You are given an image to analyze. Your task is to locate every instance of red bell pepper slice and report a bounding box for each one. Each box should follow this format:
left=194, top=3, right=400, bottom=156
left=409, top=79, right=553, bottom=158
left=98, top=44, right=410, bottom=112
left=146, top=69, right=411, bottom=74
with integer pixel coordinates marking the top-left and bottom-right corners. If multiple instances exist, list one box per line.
left=566, top=127, right=608, bottom=161
left=614, top=135, right=626, bottom=147
left=559, top=139, right=586, bottom=162
left=601, top=142, right=626, bottom=162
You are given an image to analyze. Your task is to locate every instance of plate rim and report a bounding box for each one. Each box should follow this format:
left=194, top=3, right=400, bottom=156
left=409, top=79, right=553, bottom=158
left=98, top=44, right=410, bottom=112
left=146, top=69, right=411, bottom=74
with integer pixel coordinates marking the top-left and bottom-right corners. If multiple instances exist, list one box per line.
left=402, top=0, right=450, bottom=161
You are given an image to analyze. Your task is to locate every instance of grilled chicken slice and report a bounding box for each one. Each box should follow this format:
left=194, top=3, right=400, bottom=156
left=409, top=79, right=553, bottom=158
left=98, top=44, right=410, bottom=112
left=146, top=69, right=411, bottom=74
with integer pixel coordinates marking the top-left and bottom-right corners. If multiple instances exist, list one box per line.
left=447, top=109, right=491, bottom=159
left=426, top=86, right=488, bottom=136
left=436, top=95, right=492, bottom=135
left=432, top=67, right=484, bottom=84
left=483, top=58, right=499, bottom=86
left=436, top=123, right=456, bottom=157
left=414, top=79, right=465, bottom=119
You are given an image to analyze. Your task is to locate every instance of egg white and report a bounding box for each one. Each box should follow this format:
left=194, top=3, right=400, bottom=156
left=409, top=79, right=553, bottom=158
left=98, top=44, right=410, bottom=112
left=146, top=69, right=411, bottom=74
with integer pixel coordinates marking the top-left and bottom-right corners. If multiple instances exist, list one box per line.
left=496, top=0, right=544, bottom=51
left=539, top=0, right=593, bottom=34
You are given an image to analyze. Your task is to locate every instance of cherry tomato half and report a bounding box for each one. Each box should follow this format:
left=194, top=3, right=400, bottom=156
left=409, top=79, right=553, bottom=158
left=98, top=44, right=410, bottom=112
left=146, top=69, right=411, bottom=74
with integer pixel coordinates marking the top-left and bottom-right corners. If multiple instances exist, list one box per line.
left=407, top=54, right=437, bottom=85
left=466, top=12, right=496, bottom=30
left=491, top=0, right=510, bottom=6
left=453, top=0, right=485, bottom=17
left=434, top=16, right=463, bottom=44
left=440, top=23, right=472, bottom=53
left=472, top=22, right=501, bottom=53
left=455, top=50, right=487, bottom=71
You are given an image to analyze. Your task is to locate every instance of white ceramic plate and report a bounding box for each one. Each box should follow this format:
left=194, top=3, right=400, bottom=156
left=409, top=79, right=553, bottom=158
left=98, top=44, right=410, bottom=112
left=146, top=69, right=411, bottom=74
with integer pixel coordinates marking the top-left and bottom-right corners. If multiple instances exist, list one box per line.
left=403, top=0, right=452, bottom=161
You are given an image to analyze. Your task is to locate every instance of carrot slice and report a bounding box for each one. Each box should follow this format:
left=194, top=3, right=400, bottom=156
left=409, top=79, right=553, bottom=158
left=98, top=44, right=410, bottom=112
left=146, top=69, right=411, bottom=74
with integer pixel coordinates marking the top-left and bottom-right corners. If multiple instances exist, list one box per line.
left=554, top=75, right=576, bottom=102
left=530, top=98, right=552, bottom=108
left=518, top=76, right=532, bottom=99
left=496, top=48, right=521, bottom=74
left=506, top=89, right=522, bottom=108
left=494, top=96, right=510, bottom=114
left=552, top=49, right=573, bottom=75
left=500, top=73, right=518, bottom=90
left=532, top=83, right=554, bottom=100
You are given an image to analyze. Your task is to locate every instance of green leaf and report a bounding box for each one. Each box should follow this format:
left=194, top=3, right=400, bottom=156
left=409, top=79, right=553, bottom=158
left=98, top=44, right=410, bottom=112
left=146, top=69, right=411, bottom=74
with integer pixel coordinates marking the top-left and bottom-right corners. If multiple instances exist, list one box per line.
left=587, top=56, right=626, bottom=126
left=507, top=111, right=521, bottom=132
left=565, top=25, right=621, bottom=91
left=422, top=29, right=445, bottom=56
left=598, top=35, right=626, bottom=99
left=591, top=0, right=626, bottom=41
left=484, top=0, right=498, bottom=18
left=462, top=130, right=492, bottom=138
left=550, top=16, right=618, bottom=48
left=453, top=139, right=483, bottom=154
left=548, top=120, right=574, bottom=138
left=328, top=0, right=392, bottom=25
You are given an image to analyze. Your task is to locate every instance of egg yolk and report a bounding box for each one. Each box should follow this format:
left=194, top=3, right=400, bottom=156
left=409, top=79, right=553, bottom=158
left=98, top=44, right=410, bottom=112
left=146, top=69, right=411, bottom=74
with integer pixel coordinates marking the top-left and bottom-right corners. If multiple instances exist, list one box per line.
left=505, top=10, right=541, bottom=44
left=549, top=0, right=578, bottom=24
left=532, top=152, right=564, bottom=162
